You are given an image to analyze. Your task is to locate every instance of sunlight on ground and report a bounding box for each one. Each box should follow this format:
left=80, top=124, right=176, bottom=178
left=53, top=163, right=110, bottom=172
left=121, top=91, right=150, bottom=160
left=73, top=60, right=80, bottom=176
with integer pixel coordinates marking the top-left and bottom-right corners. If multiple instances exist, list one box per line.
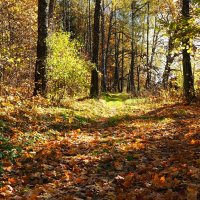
left=0, top=95, right=200, bottom=199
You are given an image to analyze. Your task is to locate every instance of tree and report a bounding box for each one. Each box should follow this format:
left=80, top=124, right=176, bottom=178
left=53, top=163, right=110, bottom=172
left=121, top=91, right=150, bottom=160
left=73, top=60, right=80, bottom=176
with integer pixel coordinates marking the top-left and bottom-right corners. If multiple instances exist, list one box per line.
left=33, top=0, right=48, bottom=96
left=129, top=1, right=136, bottom=95
left=48, top=0, right=56, bottom=32
left=103, top=5, right=114, bottom=92
left=182, top=0, right=195, bottom=102
left=90, top=0, right=101, bottom=98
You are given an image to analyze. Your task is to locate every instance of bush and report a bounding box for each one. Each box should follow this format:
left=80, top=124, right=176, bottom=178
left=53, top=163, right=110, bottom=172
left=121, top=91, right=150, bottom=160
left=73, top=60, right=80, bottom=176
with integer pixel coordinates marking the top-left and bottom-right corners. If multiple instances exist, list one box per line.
left=47, top=32, right=93, bottom=100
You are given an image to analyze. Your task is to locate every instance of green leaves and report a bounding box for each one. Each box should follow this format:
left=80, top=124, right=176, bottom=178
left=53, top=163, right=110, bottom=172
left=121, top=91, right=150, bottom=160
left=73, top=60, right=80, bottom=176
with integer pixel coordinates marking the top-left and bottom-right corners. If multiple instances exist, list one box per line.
left=47, top=32, right=93, bottom=99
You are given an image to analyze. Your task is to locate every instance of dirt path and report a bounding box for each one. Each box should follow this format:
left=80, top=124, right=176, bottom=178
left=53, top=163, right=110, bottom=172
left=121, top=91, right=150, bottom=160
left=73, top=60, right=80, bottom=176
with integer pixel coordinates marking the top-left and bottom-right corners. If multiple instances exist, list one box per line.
left=0, top=103, right=200, bottom=199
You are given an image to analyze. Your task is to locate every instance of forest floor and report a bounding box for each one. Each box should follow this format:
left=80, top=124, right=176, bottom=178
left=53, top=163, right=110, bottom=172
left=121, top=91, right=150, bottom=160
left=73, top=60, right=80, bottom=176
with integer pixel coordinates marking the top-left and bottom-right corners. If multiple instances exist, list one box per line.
left=0, top=94, right=200, bottom=200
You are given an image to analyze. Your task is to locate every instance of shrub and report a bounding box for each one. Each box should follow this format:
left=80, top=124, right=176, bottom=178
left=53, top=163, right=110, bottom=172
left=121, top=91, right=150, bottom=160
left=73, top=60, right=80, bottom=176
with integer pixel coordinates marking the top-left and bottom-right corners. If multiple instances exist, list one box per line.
left=47, top=32, right=93, bottom=100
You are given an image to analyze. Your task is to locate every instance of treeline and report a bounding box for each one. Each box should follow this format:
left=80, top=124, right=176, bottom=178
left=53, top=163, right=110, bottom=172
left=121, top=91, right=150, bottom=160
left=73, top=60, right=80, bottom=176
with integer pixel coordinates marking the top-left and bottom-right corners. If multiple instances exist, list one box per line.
left=0, top=0, right=199, bottom=103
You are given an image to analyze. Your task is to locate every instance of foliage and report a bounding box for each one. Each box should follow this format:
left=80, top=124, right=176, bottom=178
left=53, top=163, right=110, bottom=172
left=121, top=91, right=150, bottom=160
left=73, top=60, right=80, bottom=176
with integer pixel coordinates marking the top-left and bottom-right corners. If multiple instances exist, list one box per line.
left=0, top=95, right=200, bottom=198
left=0, top=133, right=21, bottom=174
left=0, top=0, right=37, bottom=87
left=47, top=32, right=93, bottom=99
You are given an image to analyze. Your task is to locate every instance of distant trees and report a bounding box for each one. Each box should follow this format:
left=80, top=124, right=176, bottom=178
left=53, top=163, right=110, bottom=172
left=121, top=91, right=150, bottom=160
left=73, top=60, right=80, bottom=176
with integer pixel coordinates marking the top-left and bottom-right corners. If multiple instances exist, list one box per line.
left=0, top=0, right=199, bottom=101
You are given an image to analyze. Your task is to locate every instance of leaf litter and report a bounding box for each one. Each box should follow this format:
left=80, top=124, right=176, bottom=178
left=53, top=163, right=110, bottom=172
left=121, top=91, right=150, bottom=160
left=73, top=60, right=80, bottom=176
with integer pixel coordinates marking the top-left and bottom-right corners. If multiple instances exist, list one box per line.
left=0, top=97, right=200, bottom=199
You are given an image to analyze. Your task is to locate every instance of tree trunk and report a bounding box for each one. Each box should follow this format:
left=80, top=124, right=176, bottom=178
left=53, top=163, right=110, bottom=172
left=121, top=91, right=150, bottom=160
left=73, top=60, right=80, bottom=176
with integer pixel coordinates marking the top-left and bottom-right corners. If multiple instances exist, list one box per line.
left=121, top=32, right=125, bottom=93
left=145, top=1, right=150, bottom=89
left=130, top=1, right=136, bottom=95
left=182, top=0, right=195, bottom=102
left=86, top=0, right=92, bottom=57
left=63, top=0, right=67, bottom=31
left=103, top=7, right=113, bottom=92
left=163, top=35, right=174, bottom=89
left=48, top=0, right=55, bottom=32
left=90, top=0, right=101, bottom=98
left=33, top=0, right=48, bottom=96
left=88, top=0, right=92, bottom=57
left=101, top=0, right=106, bottom=92
left=149, top=17, right=160, bottom=84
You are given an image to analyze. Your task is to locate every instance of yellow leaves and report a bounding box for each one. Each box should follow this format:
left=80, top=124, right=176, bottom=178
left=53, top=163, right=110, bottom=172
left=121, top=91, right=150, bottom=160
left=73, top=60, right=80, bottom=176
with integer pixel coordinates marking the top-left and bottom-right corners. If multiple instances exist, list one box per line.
left=54, top=115, right=63, bottom=123
left=0, top=185, right=14, bottom=197
left=68, top=116, right=74, bottom=124
left=152, top=174, right=167, bottom=188
left=190, top=139, right=200, bottom=145
left=114, top=161, right=123, bottom=171
left=1, top=101, right=14, bottom=108
left=63, top=171, right=72, bottom=181
left=121, top=141, right=145, bottom=151
left=152, top=174, right=181, bottom=189
left=8, top=178, right=17, bottom=185
left=187, top=185, right=199, bottom=200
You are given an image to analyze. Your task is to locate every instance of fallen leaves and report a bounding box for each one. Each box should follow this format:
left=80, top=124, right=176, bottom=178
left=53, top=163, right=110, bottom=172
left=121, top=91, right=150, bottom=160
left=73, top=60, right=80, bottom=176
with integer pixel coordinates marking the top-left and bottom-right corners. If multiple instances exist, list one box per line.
left=1, top=97, right=200, bottom=199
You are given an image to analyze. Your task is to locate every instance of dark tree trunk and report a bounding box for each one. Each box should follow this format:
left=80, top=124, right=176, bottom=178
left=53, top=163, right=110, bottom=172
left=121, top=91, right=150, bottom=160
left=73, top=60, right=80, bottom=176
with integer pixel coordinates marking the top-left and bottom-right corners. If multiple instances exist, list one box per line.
left=113, top=8, right=120, bottom=92
left=182, top=0, right=195, bottom=102
left=130, top=1, right=136, bottom=95
left=33, top=0, right=48, bottom=96
left=48, top=0, right=55, bottom=31
left=163, top=35, right=174, bottom=89
left=67, top=0, right=71, bottom=32
left=88, top=0, right=92, bottom=57
left=90, top=0, right=101, bottom=98
left=101, top=0, right=106, bottom=92
left=62, top=0, right=71, bottom=32
left=63, top=0, right=67, bottom=31
left=86, top=0, right=92, bottom=57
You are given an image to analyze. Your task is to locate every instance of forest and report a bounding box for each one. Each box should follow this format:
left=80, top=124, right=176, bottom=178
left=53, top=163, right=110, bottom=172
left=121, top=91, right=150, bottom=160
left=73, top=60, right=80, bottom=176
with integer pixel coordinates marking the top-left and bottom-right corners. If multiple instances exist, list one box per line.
left=0, top=0, right=200, bottom=199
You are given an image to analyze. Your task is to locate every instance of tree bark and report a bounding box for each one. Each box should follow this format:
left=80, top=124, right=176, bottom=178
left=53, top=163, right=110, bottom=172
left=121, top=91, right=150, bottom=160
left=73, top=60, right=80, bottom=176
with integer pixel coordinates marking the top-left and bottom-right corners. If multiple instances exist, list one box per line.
left=130, top=1, right=136, bottom=95
left=48, top=0, right=55, bottom=31
left=101, top=0, right=106, bottom=92
left=90, top=0, right=101, bottom=98
left=103, top=7, right=113, bottom=92
left=113, top=7, right=120, bottom=92
left=121, top=32, right=125, bottom=93
left=145, top=1, right=150, bottom=89
left=33, top=0, right=48, bottom=96
left=182, top=0, right=195, bottom=102
left=163, top=35, right=175, bottom=89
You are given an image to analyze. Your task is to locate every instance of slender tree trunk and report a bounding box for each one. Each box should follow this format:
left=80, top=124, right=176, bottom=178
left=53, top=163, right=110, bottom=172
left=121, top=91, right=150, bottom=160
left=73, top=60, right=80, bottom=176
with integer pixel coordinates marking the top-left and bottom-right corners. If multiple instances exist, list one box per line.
left=147, top=16, right=160, bottom=85
left=113, top=8, right=120, bottom=92
left=90, top=0, right=101, bottom=98
left=103, top=7, right=113, bottom=92
left=88, top=0, right=92, bottom=57
left=130, top=1, right=136, bottom=95
left=48, top=0, right=55, bottom=32
left=33, top=0, right=48, bottom=96
left=145, top=1, right=150, bottom=89
left=101, top=0, right=106, bottom=92
left=182, top=0, right=195, bottom=102
left=63, top=0, right=67, bottom=31
left=86, top=0, right=91, bottom=56
left=67, top=0, right=71, bottom=32
left=163, top=35, right=173, bottom=89
left=121, top=32, right=125, bottom=93
left=137, top=20, right=145, bottom=93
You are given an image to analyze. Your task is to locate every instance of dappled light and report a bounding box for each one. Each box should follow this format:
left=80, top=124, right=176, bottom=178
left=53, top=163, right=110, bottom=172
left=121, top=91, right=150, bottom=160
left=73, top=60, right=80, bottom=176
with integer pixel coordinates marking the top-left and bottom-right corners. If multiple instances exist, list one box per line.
left=0, top=0, right=200, bottom=199
left=0, top=95, right=200, bottom=199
